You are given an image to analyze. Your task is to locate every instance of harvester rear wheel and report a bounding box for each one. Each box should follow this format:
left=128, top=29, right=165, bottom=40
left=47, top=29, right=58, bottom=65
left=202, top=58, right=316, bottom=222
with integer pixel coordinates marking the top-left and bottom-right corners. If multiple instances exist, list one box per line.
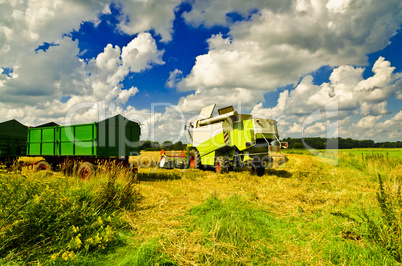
left=187, top=149, right=201, bottom=169
left=78, top=162, right=95, bottom=180
left=215, top=156, right=229, bottom=174
left=35, top=161, right=51, bottom=172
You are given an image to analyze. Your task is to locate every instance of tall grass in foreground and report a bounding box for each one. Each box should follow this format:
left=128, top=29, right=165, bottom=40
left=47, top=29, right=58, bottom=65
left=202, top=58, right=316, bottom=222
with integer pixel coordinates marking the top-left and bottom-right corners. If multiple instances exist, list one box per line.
left=334, top=152, right=402, bottom=263
left=366, top=175, right=402, bottom=262
left=336, top=174, right=402, bottom=263
left=0, top=165, right=138, bottom=265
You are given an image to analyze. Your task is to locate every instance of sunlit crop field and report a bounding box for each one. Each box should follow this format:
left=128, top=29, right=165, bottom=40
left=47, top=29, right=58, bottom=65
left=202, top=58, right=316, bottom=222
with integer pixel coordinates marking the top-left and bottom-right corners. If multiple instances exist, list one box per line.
left=338, top=148, right=402, bottom=158
left=1, top=149, right=401, bottom=265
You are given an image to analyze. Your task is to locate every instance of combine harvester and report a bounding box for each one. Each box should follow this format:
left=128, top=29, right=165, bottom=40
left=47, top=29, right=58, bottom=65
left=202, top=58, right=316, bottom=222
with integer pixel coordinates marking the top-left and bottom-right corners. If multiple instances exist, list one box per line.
left=160, top=104, right=288, bottom=176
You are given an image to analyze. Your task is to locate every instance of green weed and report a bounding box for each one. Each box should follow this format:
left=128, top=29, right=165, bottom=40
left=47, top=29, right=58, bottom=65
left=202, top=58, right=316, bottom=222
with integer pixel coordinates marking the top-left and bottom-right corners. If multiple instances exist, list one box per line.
left=0, top=170, right=139, bottom=265
left=360, top=175, right=402, bottom=262
left=186, top=195, right=290, bottom=264
left=331, top=152, right=402, bottom=263
left=110, top=239, right=175, bottom=266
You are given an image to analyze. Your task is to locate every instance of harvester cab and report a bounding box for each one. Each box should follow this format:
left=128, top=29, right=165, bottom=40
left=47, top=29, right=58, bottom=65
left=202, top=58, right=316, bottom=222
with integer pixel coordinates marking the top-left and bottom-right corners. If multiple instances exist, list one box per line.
left=184, top=104, right=288, bottom=176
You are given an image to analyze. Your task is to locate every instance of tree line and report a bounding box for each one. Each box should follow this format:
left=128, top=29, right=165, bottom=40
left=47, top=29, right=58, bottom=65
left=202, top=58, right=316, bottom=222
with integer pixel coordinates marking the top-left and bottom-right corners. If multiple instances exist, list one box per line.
left=140, top=137, right=402, bottom=151
left=140, top=140, right=187, bottom=151
left=282, top=137, right=402, bottom=149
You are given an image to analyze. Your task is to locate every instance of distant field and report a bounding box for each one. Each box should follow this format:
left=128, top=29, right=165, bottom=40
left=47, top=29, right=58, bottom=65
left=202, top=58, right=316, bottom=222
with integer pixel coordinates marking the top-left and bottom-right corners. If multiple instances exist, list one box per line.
left=130, top=151, right=161, bottom=168
left=284, top=147, right=402, bottom=158
left=337, top=148, right=402, bottom=158
left=131, top=151, right=187, bottom=168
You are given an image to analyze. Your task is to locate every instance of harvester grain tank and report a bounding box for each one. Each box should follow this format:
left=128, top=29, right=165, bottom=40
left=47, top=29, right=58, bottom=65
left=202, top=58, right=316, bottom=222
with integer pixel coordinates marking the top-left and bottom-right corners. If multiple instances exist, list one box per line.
left=185, top=104, right=288, bottom=176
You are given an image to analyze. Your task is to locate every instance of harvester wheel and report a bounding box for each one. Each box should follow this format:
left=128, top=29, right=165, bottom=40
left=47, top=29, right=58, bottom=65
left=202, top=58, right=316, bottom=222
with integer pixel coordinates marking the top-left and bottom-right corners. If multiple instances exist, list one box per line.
left=187, top=149, right=201, bottom=169
left=255, top=166, right=265, bottom=177
left=35, top=161, right=51, bottom=172
left=78, top=162, right=95, bottom=180
left=215, top=156, right=229, bottom=174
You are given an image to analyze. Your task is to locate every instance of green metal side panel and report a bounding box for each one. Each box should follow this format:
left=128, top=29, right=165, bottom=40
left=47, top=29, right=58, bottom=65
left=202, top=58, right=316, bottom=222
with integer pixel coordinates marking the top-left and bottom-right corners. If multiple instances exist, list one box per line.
left=27, top=123, right=97, bottom=156
left=28, top=143, right=41, bottom=155
left=201, top=151, right=215, bottom=166
left=0, top=119, right=27, bottom=157
left=59, top=124, right=97, bottom=156
left=255, top=133, right=277, bottom=140
left=233, top=119, right=254, bottom=151
left=27, top=115, right=140, bottom=158
left=29, top=130, right=42, bottom=142
left=42, top=128, right=57, bottom=155
left=27, top=127, right=58, bottom=156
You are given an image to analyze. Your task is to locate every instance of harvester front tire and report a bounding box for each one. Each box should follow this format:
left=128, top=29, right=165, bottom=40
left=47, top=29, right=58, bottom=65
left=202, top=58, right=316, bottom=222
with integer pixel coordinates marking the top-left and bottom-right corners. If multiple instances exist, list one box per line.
left=255, top=166, right=265, bottom=177
left=78, top=162, right=95, bottom=180
left=35, top=161, right=51, bottom=172
left=215, top=156, right=229, bottom=174
left=187, top=149, right=201, bottom=169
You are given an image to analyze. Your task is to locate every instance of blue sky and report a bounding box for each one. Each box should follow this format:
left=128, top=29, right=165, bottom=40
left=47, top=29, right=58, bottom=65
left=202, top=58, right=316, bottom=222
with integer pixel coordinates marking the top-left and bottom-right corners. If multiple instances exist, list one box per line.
left=0, top=0, right=401, bottom=142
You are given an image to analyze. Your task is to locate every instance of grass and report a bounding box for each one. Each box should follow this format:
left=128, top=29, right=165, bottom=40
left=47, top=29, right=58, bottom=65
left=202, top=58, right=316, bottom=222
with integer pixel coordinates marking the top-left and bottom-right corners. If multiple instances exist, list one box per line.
left=338, top=148, right=402, bottom=158
left=0, top=163, right=138, bottom=265
left=283, top=148, right=402, bottom=158
left=0, top=148, right=401, bottom=264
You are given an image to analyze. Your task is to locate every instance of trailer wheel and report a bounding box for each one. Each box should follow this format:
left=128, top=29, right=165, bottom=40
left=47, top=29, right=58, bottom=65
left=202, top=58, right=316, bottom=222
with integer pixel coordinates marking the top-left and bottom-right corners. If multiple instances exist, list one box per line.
left=215, top=156, right=229, bottom=174
left=187, top=149, right=201, bottom=169
left=78, top=162, right=95, bottom=180
left=35, top=161, right=51, bottom=171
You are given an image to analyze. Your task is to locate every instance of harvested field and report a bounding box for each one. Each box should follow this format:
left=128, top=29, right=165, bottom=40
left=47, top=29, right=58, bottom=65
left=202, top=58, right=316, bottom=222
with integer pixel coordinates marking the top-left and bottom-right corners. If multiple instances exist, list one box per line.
left=1, top=149, right=401, bottom=265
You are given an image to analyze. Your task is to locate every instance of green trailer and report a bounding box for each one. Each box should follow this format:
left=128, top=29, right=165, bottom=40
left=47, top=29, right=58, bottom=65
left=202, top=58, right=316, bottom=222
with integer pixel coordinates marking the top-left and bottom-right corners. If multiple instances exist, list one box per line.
left=0, top=119, right=28, bottom=167
left=27, top=114, right=140, bottom=178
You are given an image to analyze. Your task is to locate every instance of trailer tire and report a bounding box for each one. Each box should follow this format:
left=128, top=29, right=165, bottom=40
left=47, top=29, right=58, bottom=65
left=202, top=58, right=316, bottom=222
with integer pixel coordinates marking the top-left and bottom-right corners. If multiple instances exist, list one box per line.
left=78, top=162, right=95, bottom=180
left=35, top=161, right=51, bottom=172
left=215, top=156, right=229, bottom=174
left=187, top=149, right=201, bottom=169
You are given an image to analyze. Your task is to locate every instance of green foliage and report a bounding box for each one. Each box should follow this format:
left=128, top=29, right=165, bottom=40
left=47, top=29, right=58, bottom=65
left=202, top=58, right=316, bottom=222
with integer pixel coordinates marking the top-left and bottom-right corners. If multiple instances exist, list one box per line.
left=361, top=175, right=402, bottom=262
left=333, top=176, right=402, bottom=263
left=139, top=140, right=187, bottom=151
left=184, top=185, right=400, bottom=264
left=108, top=239, right=176, bottom=266
left=0, top=170, right=138, bottom=264
left=332, top=152, right=402, bottom=263
left=187, top=195, right=288, bottom=264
